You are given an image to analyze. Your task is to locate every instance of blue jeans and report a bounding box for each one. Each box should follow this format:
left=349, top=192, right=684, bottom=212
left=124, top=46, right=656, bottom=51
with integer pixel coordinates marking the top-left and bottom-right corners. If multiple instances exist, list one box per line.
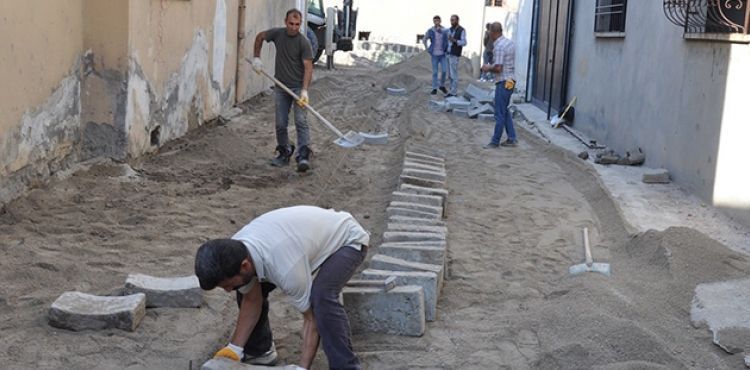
left=490, top=81, right=516, bottom=145
left=274, top=88, right=310, bottom=150
left=447, top=55, right=460, bottom=95
left=430, top=54, right=446, bottom=90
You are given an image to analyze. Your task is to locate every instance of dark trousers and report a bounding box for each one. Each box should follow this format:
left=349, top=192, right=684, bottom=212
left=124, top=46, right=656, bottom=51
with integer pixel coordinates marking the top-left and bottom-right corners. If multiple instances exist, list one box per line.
left=237, top=245, right=367, bottom=370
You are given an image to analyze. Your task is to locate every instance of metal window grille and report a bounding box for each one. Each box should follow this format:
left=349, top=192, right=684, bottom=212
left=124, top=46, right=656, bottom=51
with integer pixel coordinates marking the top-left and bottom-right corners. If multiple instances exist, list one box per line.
left=595, top=0, right=627, bottom=32
left=664, top=0, right=749, bottom=34
left=485, top=0, right=503, bottom=6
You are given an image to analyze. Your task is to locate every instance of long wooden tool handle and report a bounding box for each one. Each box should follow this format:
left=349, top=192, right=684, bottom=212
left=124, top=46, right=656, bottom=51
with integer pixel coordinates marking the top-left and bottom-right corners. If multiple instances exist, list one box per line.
left=258, top=69, right=347, bottom=139
left=583, top=227, right=593, bottom=266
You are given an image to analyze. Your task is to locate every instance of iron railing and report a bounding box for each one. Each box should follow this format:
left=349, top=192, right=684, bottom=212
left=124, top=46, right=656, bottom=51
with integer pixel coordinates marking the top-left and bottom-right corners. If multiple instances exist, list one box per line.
left=664, top=0, right=749, bottom=34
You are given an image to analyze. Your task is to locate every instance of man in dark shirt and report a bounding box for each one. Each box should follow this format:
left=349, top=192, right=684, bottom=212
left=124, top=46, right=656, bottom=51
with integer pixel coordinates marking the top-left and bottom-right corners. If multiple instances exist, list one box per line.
left=252, top=9, right=314, bottom=172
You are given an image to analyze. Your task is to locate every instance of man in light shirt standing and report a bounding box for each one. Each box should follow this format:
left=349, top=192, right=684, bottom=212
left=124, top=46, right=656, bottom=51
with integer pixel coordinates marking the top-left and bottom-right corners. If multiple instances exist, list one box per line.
left=423, top=15, right=449, bottom=95
left=482, top=22, right=518, bottom=148
left=195, top=206, right=369, bottom=370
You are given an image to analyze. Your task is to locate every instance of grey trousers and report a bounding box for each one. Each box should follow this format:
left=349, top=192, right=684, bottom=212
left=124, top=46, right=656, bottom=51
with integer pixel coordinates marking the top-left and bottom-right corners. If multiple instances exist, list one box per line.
left=274, top=87, right=310, bottom=150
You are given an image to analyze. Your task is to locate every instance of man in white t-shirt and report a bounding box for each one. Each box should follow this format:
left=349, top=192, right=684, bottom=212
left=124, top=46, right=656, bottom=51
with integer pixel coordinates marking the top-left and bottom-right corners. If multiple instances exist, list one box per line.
left=195, top=206, right=369, bottom=370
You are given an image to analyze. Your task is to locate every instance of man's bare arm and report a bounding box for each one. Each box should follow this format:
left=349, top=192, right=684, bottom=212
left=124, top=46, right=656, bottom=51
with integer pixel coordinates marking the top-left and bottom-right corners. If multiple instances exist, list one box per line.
left=253, top=31, right=267, bottom=58
left=302, top=59, right=313, bottom=91
left=230, top=282, right=263, bottom=348
left=299, top=309, right=320, bottom=369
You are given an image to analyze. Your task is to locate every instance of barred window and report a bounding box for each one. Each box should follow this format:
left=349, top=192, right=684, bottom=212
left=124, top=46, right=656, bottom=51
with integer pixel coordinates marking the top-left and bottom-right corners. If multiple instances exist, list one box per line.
left=664, top=0, right=749, bottom=35
left=595, top=0, right=627, bottom=33
left=485, top=0, right=503, bottom=7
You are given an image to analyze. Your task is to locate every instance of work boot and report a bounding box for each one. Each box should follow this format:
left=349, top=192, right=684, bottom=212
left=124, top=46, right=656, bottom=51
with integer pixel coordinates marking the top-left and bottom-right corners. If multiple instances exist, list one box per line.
left=430, top=89, right=437, bottom=95
left=296, top=145, right=313, bottom=172
left=270, top=145, right=294, bottom=167
left=439, top=86, right=448, bottom=94
left=242, top=342, right=278, bottom=366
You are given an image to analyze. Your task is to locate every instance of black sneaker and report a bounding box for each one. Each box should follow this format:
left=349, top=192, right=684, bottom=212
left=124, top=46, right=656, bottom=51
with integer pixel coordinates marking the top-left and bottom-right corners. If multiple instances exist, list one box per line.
left=296, top=145, right=312, bottom=172
left=430, top=89, right=437, bottom=95
left=483, top=142, right=499, bottom=149
left=242, top=342, right=278, bottom=366
left=271, top=145, right=294, bottom=167
left=445, top=94, right=456, bottom=98
left=439, top=86, right=448, bottom=94
left=500, top=140, right=518, bottom=147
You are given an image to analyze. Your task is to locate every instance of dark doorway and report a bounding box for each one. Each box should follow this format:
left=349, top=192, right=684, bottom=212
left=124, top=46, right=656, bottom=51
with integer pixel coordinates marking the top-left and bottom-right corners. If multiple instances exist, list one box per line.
left=528, top=0, right=574, bottom=118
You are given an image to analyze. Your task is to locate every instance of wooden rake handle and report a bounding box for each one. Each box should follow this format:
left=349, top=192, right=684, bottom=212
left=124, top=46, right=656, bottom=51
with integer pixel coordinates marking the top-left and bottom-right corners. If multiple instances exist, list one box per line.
left=583, top=227, right=593, bottom=266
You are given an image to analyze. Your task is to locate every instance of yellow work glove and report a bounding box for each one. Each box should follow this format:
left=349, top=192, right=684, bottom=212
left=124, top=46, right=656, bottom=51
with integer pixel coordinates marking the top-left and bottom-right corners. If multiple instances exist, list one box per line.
left=504, top=79, right=515, bottom=90
left=214, top=343, right=243, bottom=361
left=297, top=89, right=309, bottom=107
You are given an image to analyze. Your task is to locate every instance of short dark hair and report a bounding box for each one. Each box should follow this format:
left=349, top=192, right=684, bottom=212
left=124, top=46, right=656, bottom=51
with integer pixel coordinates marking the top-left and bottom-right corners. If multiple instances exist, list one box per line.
left=433, top=15, right=441, bottom=20
left=286, top=8, right=303, bottom=20
left=490, top=22, right=503, bottom=34
left=451, top=15, right=459, bottom=21
left=194, top=239, right=249, bottom=290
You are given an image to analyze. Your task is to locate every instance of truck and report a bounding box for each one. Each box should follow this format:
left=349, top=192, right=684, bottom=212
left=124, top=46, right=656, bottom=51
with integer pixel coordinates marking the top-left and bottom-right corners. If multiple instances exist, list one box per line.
left=306, top=0, right=358, bottom=63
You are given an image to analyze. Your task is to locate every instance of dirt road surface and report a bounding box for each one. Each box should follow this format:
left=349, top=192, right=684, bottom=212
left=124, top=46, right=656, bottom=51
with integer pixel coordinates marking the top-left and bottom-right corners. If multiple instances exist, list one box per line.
left=1, top=54, right=748, bottom=369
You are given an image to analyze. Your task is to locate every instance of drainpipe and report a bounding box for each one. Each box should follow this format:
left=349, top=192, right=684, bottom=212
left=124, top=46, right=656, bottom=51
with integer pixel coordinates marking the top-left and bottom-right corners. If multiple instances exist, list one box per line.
left=234, top=0, right=246, bottom=104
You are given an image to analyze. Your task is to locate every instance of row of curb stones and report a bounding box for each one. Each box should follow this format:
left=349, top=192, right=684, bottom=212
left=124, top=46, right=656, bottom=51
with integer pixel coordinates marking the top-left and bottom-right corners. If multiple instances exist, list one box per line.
left=48, top=274, right=202, bottom=332
left=343, top=148, right=449, bottom=337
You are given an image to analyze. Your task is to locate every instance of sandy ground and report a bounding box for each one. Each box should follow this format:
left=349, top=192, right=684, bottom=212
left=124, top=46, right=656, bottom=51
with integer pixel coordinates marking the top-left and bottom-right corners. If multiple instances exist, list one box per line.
left=1, top=53, right=749, bottom=369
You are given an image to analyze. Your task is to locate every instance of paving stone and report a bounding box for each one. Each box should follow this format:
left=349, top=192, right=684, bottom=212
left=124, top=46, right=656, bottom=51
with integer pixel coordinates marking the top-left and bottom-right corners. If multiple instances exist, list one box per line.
left=400, top=174, right=446, bottom=189
left=123, top=274, right=202, bottom=308
left=428, top=100, right=448, bottom=112
left=402, top=168, right=446, bottom=182
left=403, top=161, right=445, bottom=173
left=643, top=169, right=671, bottom=184
left=402, top=156, right=445, bottom=168
left=378, top=244, right=446, bottom=266
left=399, top=183, right=449, bottom=198
left=388, top=215, right=446, bottom=227
left=468, top=104, right=494, bottom=118
left=404, top=151, right=445, bottom=164
left=389, top=201, right=442, bottom=216
left=386, top=207, right=441, bottom=220
left=380, top=240, right=447, bottom=248
left=362, top=269, right=439, bottom=321
left=387, top=223, right=447, bottom=234
left=369, top=254, right=444, bottom=294
left=359, top=132, right=389, bottom=145
left=347, top=276, right=397, bottom=291
left=478, top=113, right=495, bottom=121
left=383, top=231, right=445, bottom=243
left=465, top=84, right=494, bottom=103
left=452, top=108, right=469, bottom=118
left=343, top=285, right=425, bottom=337
left=691, top=278, right=750, bottom=354
left=48, top=292, right=146, bottom=332
left=202, top=359, right=297, bottom=369
left=386, top=87, right=407, bottom=96
left=391, top=192, right=443, bottom=208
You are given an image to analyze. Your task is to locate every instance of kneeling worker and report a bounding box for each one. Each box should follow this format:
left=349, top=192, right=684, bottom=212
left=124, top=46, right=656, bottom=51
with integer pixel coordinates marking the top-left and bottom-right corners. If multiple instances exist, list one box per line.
left=195, top=205, right=369, bottom=370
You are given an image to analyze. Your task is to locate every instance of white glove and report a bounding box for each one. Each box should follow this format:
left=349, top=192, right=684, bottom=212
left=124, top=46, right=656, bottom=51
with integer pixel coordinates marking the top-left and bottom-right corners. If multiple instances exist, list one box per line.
left=214, top=343, right=244, bottom=361
left=297, top=89, right=309, bottom=107
left=252, top=57, right=263, bottom=74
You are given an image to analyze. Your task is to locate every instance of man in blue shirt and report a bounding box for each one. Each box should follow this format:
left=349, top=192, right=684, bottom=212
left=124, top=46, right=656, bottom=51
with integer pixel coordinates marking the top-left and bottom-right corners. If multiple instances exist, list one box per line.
left=423, top=16, right=449, bottom=95
left=446, top=15, right=467, bottom=98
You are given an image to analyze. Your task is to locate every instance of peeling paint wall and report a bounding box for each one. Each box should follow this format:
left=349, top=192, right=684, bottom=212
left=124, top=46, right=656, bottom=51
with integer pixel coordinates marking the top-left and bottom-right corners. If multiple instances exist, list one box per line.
left=0, top=1, right=85, bottom=204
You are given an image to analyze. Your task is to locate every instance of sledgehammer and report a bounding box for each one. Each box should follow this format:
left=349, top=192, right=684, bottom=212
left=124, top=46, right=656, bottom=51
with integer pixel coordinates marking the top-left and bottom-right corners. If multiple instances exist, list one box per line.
left=569, top=227, right=611, bottom=276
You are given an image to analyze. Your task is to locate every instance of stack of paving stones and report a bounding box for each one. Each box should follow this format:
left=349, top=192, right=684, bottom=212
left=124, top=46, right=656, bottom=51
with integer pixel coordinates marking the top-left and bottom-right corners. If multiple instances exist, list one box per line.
left=428, top=84, right=495, bottom=121
left=343, top=148, right=449, bottom=338
left=48, top=274, right=202, bottom=332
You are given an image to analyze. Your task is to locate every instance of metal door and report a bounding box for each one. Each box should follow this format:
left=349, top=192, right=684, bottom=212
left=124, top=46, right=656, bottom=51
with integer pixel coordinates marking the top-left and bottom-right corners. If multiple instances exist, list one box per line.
left=529, top=0, right=573, bottom=117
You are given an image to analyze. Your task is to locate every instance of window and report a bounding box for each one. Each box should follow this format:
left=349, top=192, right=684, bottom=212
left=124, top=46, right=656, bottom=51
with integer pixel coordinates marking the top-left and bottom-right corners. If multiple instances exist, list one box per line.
left=663, top=0, right=749, bottom=42
left=485, top=0, right=503, bottom=7
left=595, top=0, right=627, bottom=33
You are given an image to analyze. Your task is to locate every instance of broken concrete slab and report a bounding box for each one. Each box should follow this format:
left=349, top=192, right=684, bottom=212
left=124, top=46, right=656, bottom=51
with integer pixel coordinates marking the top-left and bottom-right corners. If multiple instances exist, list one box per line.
left=389, top=201, right=442, bottom=216
left=369, top=254, right=444, bottom=293
left=468, top=104, right=494, bottom=118
left=378, top=244, right=446, bottom=266
left=643, top=169, right=671, bottom=184
left=123, top=274, right=202, bottom=308
left=387, top=222, right=447, bottom=234
left=48, top=292, right=146, bottom=332
left=388, top=215, right=446, bottom=227
left=404, top=151, right=445, bottom=164
left=391, top=191, right=443, bottom=208
left=362, top=269, right=439, bottom=321
left=399, top=183, right=449, bottom=198
left=202, top=359, right=298, bottom=370
left=386, top=206, right=441, bottom=220
left=691, top=278, right=750, bottom=354
left=401, top=168, right=446, bottom=182
left=383, top=231, right=445, bottom=243
left=343, top=285, right=425, bottom=337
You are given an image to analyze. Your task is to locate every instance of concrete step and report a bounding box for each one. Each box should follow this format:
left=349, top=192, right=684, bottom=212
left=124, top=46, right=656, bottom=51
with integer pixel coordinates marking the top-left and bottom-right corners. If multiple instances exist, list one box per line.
left=362, top=269, right=440, bottom=322
left=124, top=274, right=202, bottom=308
left=48, top=292, right=146, bottom=332
left=343, top=285, right=425, bottom=337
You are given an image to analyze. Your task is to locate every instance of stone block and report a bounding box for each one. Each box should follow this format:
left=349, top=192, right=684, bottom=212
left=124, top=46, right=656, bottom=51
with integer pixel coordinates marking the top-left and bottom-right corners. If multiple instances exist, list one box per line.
left=378, top=244, right=446, bottom=266
left=380, top=240, right=447, bottom=248
left=643, top=169, right=671, bottom=184
left=386, top=87, right=407, bottom=96
left=386, top=207, right=441, bottom=220
left=389, top=201, right=442, bottom=216
left=403, top=161, right=444, bottom=173
left=399, top=174, right=445, bottom=189
left=202, top=359, right=297, bottom=370
left=359, top=132, right=389, bottom=145
left=691, top=278, right=750, bottom=354
left=343, top=286, right=425, bottom=337
left=391, top=191, right=443, bottom=208
left=468, top=104, right=494, bottom=118
left=362, top=269, right=439, bottom=321
left=428, top=100, right=448, bottom=112
left=383, top=231, right=445, bottom=243
left=123, top=274, right=202, bottom=308
left=347, top=276, right=397, bottom=291
left=399, top=183, right=449, bottom=198
left=49, top=292, right=146, bottom=332
left=465, top=84, right=494, bottom=103
left=403, top=155, right=445, bottom=167
left=388, top=215, right=446, bottom=227
left=387, top=223, right=447, bottom=234
left=478, top=113, right=494, bottom=121
left=401, top=168, right=446, bottom=182
left=404, top=151, right=444, bottom=164
left=452, top=108, right=469, bottom=118
left=369, top=254, right=443, bottom=293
